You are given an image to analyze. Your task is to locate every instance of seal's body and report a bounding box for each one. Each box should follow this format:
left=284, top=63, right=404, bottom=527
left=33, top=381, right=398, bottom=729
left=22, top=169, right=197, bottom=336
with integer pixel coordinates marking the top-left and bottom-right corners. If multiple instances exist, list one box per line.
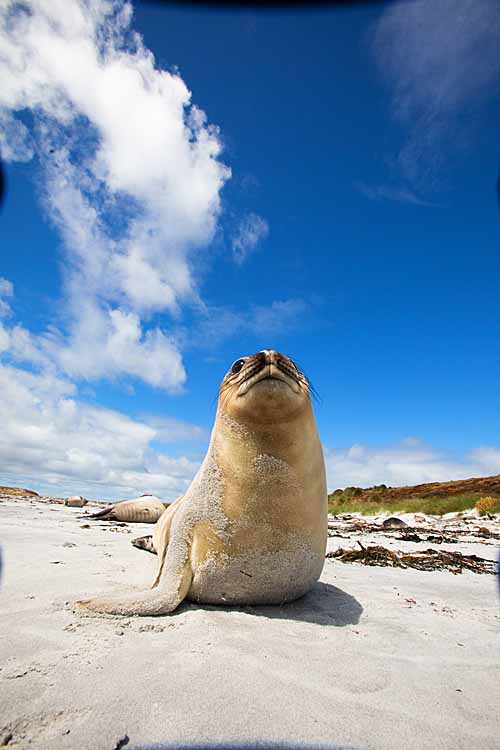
left=84, top=497, right=166, bottom=523
left=77, top=350, right=327, bottom=616
left=65, top=495, right=87, bottom=508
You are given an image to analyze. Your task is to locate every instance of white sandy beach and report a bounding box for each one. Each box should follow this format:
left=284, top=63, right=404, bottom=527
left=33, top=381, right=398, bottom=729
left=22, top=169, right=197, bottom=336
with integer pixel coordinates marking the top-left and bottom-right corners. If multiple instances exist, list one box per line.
left=1, top=495, right=499, bottom=750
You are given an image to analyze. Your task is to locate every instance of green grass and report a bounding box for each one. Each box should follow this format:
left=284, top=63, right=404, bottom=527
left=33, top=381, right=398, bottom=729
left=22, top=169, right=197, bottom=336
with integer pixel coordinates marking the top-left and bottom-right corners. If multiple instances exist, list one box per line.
left=327, top=492, right=497, bottom=516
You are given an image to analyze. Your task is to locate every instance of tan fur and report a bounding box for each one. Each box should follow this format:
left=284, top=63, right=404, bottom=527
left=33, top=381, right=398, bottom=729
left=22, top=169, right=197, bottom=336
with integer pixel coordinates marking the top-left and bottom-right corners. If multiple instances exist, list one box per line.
left=65, top=496, right=87, bottom=508
left=76, top=350, right=327, bottom=616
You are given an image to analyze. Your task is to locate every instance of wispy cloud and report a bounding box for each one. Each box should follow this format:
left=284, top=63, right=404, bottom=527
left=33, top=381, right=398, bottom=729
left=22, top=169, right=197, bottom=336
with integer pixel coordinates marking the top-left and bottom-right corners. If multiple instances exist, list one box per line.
left=175, top=298, right=309, bottom=351
left=371, top=0, right=500, bottom=192
left=355, top=181, right=433, bottom=207
left=325, top=437, right=500, bottom=491
left=232, top=212, right=269, bottom=265
left=249, top=299, right=306, bottom=335
left=0, top=0, right=230, bottom=391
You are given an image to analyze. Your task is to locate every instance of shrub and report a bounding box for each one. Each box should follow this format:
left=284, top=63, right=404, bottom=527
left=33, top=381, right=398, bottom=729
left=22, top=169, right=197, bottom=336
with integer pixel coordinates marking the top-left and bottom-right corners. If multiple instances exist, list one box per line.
left=476, top=496, right=500, bottom=516
left=344, top=486, right=363, bottom=497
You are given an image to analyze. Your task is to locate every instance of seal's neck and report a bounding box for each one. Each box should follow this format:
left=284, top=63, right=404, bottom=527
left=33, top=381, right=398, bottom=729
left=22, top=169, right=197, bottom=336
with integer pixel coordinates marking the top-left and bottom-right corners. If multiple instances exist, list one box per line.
left=212, top=404, right=319, bottom=465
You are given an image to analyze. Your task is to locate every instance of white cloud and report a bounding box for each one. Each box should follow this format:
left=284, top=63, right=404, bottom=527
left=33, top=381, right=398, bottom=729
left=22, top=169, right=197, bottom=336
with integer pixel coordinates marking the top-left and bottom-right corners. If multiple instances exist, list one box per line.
left=52, top=304, right=186, bottom=391
left=0, top=277, right=13, bottom=318
left=139, top=415, right=206, bottom=443
left=372, top=0, right=500, bottom=190
left=0, top=362, right=202, bottom=500
left=232, top=212, right=269, bottom=265
left=0, top=0, right=230, bottom=390
left=325, top=437, right=500, bottom=492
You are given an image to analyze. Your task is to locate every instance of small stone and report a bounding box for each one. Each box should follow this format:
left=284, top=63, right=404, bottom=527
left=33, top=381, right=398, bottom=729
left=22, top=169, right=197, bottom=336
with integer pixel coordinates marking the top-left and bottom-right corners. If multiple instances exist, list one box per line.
left=382, top=517, right=407, bottom=529
left=115, top=630, right=124, bottom=636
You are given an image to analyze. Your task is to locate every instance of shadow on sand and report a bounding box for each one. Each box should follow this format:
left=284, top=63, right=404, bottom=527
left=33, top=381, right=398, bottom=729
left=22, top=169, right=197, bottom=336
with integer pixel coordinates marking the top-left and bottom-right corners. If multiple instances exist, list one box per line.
left=129, top=744, right=364, bottom=750
left=182, top=582, right=363, bottom=627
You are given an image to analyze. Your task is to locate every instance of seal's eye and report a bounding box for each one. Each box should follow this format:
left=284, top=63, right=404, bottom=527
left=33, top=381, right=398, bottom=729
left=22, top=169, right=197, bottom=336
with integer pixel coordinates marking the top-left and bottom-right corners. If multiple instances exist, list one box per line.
left=230, top=358, right=245, bottom=375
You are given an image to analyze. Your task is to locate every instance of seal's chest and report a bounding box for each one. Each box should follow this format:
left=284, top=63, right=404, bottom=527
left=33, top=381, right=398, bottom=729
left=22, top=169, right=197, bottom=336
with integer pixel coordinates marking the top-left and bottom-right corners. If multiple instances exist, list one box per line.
left=223, top=454, right=303, bottom=522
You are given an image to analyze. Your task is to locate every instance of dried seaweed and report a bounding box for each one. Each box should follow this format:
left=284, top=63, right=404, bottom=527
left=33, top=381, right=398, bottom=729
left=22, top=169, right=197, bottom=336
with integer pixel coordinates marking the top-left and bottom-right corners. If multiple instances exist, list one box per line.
left=326, top=542, right=497, bottom=575
left=328, top=522, right=500, bottom=544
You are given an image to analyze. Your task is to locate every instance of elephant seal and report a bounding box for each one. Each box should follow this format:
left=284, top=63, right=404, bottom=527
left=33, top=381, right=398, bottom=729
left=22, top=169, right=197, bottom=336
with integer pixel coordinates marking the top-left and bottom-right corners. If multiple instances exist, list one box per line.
left=76, top=349, right=328, bottom=616
left=65, top=495, right=87, bottom=508
left=84, top=496, right=166, bottom=523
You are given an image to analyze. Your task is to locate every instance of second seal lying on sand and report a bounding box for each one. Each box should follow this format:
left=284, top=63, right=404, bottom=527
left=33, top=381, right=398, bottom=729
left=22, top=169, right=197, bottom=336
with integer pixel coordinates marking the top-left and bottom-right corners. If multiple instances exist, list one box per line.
left=76, top=349, right=328, bottom=616
left=83, top=496, right=166, bottom=523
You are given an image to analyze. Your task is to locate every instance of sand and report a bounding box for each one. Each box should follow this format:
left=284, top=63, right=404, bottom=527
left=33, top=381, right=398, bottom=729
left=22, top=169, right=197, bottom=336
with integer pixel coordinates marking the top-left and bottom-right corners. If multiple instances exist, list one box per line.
left=1, top=496, right=499, bottom=750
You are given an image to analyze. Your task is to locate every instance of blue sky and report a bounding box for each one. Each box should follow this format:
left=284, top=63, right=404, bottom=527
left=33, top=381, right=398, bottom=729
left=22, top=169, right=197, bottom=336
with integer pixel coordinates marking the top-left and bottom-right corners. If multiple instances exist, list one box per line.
left=1, top=0, right=500, bottom=499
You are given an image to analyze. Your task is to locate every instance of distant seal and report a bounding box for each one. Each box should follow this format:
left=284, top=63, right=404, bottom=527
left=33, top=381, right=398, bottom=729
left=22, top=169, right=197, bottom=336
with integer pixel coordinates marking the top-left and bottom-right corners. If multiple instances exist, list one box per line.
left=76, top=349, right=328, bottom=616
left=83, top=497, right=166, bottom=524
left=382, top=517, right=408, bottom=530
left=65, top=495, right=87, bottom=508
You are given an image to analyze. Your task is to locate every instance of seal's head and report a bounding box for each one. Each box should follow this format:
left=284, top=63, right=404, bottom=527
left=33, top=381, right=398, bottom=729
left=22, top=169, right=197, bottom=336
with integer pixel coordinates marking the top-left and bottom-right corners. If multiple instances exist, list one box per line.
left=219, top=349, right=311, bottom=423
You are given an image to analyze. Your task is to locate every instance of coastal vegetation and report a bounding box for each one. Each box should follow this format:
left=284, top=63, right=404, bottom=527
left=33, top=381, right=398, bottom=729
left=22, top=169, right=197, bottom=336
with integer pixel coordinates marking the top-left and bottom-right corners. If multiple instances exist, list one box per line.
left=328, top=475, right=500, bottom=515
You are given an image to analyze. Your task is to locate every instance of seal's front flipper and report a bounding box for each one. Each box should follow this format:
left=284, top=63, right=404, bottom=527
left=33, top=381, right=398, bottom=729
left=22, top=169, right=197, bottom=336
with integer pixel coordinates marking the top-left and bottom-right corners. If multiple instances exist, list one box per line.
left=75, top=559, right=193, bottom=617
left=131, top=535, right=156, bottom=554
left=81, top=506, right=114, bottom=520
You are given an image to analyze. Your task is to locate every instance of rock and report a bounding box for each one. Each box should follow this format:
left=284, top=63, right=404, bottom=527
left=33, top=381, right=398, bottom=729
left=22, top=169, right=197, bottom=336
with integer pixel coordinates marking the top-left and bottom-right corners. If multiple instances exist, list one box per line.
left=382, top=517, right=408, bottom=529
left=477, top=527, right=491, bottom=537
